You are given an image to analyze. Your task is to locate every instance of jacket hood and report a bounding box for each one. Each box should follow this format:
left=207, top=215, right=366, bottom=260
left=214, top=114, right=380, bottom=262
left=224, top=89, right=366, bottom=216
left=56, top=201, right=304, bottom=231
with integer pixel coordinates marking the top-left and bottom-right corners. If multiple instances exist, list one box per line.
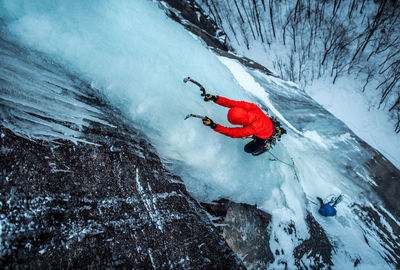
left=228, top=107, right=254, bottom=125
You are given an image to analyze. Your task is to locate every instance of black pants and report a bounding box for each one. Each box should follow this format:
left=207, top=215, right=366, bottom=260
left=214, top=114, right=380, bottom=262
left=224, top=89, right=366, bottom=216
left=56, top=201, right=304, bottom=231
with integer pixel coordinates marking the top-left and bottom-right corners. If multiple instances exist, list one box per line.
left=244, top=137, right=267, bottom=155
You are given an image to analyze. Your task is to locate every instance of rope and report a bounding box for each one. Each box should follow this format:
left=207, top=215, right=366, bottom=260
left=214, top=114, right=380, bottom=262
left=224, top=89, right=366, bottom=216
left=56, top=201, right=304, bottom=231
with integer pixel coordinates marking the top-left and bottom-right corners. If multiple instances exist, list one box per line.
left=306, top=196, right=319, bottom=206
left=267, top=151, right=300, bottom=182
left=267, top=151, right=292, bottom=166
left=268, top=151, right=326, bottom=207
left=267, top=151, right=344, bottom=209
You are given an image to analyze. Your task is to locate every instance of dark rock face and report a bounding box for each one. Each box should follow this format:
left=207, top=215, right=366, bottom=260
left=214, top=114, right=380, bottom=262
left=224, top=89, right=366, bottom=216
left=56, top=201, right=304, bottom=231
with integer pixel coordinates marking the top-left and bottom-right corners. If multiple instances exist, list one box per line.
left=223, top=202, right=274, bottom=268
left=211, top=48, right=275, bottom=77
left=158, top=0, right=230, bottom=51
left=0, top=36, right=244, bottom=269
left=201, top=199, right=273, bottom=269
left=202, top=200, right=336, bottom=270
left=293, top=214, right=333, bottom=270
left=0, top=127, right=243, bottom=269
left=357, top=139, right=400, bottom=219
left=352, top=203, right=400, bottom=266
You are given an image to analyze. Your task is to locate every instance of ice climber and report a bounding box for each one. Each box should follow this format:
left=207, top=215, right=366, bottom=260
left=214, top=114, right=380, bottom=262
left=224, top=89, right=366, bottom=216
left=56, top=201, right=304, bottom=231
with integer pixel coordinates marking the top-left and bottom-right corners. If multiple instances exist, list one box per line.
left=316, top=195, right=342, bottom=217
left=201, top=93, right=286, bottom=156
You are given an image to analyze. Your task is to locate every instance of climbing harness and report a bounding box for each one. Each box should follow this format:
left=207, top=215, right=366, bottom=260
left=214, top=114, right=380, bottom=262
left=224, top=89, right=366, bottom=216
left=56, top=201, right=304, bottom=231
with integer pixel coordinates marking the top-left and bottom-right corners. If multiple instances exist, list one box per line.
left=250, top=117, right=287, bottom=156
left=269, top=116, right=287, bottom=146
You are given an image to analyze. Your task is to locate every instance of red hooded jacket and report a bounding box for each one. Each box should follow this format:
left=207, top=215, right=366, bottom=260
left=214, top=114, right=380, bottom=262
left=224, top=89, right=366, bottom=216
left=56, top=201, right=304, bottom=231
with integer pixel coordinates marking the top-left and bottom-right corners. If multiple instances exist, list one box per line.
left=213, top=96, right=274, bottom=139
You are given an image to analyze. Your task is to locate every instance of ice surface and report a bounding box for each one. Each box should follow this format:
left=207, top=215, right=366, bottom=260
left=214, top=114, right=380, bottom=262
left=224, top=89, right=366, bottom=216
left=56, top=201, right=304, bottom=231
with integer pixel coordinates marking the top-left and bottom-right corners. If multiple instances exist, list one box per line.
left=306, top=77, right=400, bottom=169
left=0, top=1, right=397, bottom=268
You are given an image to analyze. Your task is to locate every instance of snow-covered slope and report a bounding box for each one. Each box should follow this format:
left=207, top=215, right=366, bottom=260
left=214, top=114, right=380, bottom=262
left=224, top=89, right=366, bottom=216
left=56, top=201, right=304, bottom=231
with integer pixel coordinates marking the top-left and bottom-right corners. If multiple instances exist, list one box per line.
left=1, top=0, right=399, bottom=269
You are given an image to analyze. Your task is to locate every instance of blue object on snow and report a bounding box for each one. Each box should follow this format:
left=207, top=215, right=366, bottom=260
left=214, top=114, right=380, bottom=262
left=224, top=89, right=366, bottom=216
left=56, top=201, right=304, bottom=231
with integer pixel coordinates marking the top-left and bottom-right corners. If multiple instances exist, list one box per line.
left=318, top=203, right=337, bottom=217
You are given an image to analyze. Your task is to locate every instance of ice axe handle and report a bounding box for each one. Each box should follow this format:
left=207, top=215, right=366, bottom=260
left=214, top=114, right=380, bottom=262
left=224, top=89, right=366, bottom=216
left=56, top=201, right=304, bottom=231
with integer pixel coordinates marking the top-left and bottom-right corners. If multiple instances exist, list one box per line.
left=200, top=88, right=206, bottom=96
left=184, top=114, right=205, bottom=120
left=191, top=114, right=205, bottom=119
left=183, top=77, right=206, bottom=96
left=191, top=80, right=206, bottom=95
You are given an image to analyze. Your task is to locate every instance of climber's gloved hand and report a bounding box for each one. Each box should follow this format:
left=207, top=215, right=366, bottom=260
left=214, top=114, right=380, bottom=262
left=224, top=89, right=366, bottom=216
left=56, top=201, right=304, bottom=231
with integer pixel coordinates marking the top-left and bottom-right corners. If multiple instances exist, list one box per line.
left=202, top=117, right=217, bottom=129
left=316, top=197, right=324, bottom=207
left=203, top=93, right=218, bottom=102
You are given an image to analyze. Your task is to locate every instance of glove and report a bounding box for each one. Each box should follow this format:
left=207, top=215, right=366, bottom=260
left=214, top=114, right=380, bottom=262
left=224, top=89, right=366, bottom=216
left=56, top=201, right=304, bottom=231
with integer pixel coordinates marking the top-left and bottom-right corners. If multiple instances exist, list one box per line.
left=316, top=197, right=324, bottom=207
left=202, top=117, right=217, bottom=129
left=203, top=93, right=218, bottom=102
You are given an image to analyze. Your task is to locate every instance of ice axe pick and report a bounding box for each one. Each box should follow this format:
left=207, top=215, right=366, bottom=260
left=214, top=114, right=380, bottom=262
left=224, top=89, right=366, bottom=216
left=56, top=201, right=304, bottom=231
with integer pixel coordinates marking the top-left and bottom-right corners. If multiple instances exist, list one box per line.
left=183, top=76, right=206, bottom=96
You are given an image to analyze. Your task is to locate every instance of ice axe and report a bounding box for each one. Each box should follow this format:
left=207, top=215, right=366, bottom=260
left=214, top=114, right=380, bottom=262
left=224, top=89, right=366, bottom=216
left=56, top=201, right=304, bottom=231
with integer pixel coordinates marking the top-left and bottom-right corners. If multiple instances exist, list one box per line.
left=184, top=114, right=206, bottom=120
left=183, top=77, right=206, bottom=96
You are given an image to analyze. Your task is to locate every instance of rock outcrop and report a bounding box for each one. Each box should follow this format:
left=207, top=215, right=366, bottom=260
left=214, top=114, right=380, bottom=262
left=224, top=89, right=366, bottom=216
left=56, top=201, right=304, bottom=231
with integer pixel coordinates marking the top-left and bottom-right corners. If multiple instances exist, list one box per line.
left=201, top=200, right=337, bottom=270
left=201, top=199, right=274, bottom=269
left=158, top=0, right=229, bottom=51
left=293, top=214, right=333, bottom=269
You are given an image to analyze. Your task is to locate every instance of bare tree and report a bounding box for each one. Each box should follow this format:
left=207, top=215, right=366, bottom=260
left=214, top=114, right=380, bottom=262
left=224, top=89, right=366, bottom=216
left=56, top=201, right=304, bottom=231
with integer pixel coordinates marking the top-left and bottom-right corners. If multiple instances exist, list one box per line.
left=269, top=0, right=276, bottom=38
